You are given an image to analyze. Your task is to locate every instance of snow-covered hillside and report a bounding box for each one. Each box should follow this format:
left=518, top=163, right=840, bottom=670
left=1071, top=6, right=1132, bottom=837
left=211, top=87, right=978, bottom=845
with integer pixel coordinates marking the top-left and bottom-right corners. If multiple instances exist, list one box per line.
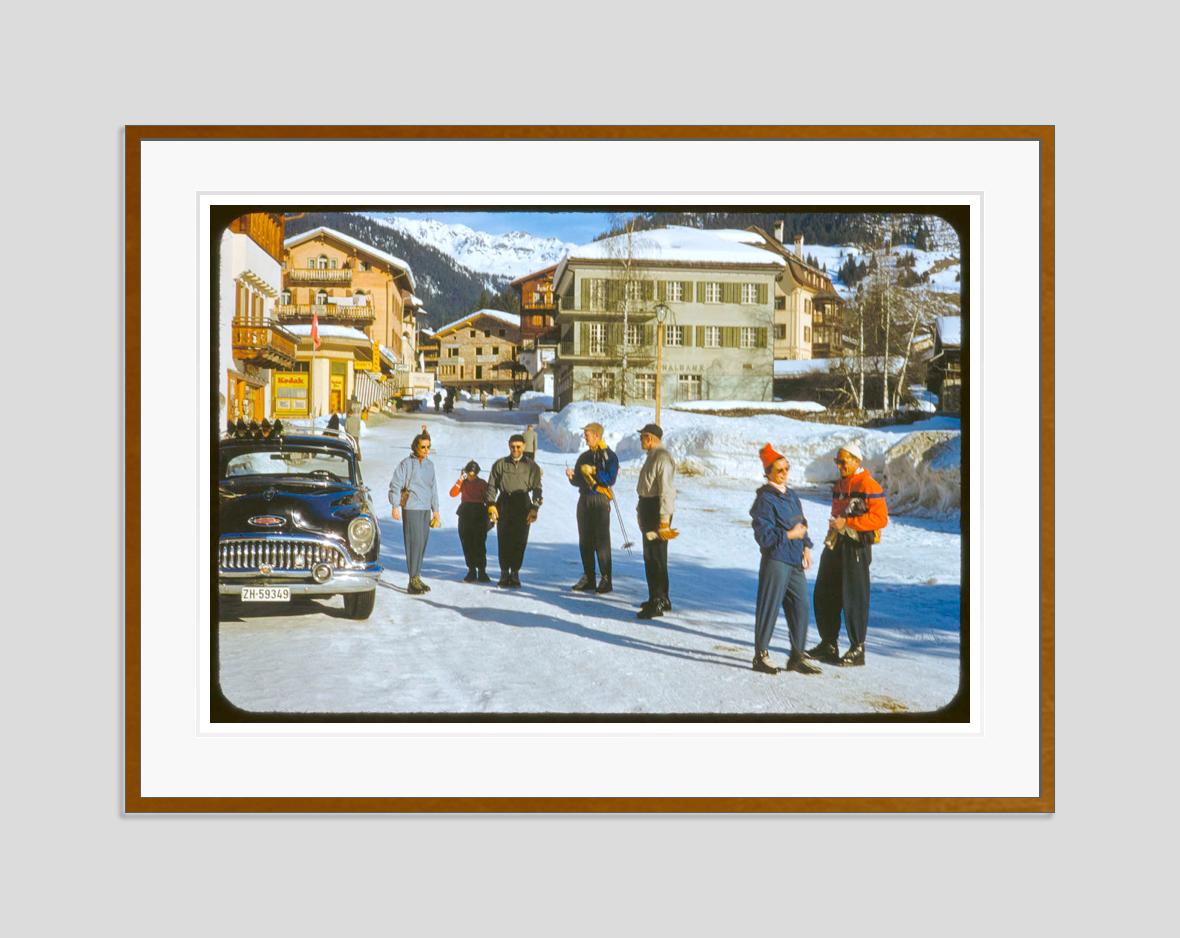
left=366, top=214, right=575, bottom=279
left=803, top=243, right=961, bottom=299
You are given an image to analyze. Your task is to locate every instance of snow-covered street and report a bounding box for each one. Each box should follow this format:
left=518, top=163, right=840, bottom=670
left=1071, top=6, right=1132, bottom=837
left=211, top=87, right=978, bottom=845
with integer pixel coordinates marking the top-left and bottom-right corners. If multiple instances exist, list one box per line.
left=218, top=403, right=961, bottom=715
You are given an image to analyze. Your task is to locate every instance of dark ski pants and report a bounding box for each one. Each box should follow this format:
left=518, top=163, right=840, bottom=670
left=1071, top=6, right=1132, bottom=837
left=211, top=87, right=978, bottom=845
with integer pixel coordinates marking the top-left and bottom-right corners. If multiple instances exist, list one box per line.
left=637, top=496, right=670, bottom=604
left=813, top=537, right=872, bottom=647
left=576, top=491, right=612, bottom=580
left=754, top=557, right=809, bottom=657
left=402, top=509, right=431, bottom=579
left=456, top=502, right=488, bottom=573
left=496, top=492, right=533, bottom=575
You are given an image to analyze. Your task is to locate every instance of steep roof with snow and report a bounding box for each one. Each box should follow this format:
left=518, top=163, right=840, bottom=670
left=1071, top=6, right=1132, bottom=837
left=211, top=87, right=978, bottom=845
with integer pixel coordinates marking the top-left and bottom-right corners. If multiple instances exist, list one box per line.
left=746, top=226, right=842, bottom=300
left=935, top=316, right=962, bottom=348
left=284, top=226, right=416, bottom=291
left=554, top=226, right=784, bottom=285
left=433, top=308, right=522, bottom=337
left=509, top=262, right=560, bottom=287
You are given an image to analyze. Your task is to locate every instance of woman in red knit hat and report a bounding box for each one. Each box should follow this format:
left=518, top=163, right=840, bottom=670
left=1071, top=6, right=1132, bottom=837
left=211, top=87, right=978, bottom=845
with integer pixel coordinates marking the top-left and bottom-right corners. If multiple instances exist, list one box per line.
left=748, top=443, right=821, bottom=675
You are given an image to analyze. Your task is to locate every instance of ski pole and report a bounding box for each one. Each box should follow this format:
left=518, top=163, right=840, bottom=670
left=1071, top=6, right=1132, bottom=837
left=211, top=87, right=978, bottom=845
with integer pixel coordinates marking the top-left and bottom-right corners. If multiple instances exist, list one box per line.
left=608, top=488, right=635, bottom=556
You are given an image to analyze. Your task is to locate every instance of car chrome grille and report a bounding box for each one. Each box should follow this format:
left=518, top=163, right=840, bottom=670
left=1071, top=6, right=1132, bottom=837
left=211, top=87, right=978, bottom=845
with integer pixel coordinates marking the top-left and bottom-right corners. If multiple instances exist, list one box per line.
left=218, top=537, right=348, bottom=572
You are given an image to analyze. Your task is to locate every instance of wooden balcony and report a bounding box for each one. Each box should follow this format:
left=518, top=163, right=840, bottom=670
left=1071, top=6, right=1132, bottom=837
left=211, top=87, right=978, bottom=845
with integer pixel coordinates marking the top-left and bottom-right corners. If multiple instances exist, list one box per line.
left=287, top=268, right=353, bottom=285
left=274, top=304, right=375, bottom=326
left=232, top=319, right=298, bottom=368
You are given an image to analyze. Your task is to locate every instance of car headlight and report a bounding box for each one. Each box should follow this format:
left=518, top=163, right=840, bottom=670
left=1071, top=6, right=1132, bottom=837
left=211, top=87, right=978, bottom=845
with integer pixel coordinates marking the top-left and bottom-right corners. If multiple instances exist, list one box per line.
left=347, top=516, right=376, bottom=554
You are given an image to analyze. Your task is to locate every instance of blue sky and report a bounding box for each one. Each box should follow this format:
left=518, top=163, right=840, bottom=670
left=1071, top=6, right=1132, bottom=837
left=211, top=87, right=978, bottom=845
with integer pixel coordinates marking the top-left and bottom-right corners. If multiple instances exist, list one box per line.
left=377, top=211, right=629, bottom=244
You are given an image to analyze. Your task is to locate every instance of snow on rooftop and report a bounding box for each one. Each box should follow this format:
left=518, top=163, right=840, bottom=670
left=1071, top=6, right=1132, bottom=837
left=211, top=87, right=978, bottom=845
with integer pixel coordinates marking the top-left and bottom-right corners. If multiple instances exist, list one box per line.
left=773, top=356, right=906, bottom=378
left=283, top=226, right=416, bottom=291
left=774, top=358, right=840, bottom=377
left=560, top=226, right=784, bottom=272
left=673, top=400, right=828, bottom=414
left=285, top=324, right=370, bottom=342
left=433, top=308, right=521, bottom=336
left=936, top=316, right=962, bottom=347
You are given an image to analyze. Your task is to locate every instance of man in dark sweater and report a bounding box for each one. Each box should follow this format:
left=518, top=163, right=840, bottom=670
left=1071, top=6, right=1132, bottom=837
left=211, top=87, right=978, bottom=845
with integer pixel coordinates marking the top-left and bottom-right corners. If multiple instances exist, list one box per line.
left=485, top=434, right=544, bottom=587
left=565, top=421, right=619, bottom=594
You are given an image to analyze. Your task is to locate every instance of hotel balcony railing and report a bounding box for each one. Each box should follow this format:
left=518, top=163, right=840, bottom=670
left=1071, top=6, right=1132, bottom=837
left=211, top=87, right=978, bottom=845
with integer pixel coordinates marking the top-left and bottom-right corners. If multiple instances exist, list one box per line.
left=287, top=268, right=353, bottom=285
left=274, top=303, right=375, bottom=326
left=231, top=318, right=298, bottom=368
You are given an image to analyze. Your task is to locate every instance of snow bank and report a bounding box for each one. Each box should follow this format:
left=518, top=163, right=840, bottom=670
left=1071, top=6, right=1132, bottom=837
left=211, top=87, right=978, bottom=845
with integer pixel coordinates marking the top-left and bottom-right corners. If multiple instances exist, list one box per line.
left=883, top=431, right=961, bottom=516
left=517, top=391, right=553, bottom=412
left=540, top=401, right=961, bottom=505
left=284, top=413, right=366, bottom=438
left=906, top=386, right=938, bottom=413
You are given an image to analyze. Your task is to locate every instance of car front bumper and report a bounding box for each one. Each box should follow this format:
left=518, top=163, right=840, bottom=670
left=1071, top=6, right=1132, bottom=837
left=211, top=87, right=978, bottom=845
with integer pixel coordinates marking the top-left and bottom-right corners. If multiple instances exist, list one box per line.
left=219, top=564, right=381, bottom=596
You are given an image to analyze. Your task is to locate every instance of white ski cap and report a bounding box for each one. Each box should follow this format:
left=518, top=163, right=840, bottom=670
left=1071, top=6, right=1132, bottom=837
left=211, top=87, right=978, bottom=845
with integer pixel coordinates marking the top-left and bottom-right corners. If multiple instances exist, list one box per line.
left=838, top=442, right=863, bottom=461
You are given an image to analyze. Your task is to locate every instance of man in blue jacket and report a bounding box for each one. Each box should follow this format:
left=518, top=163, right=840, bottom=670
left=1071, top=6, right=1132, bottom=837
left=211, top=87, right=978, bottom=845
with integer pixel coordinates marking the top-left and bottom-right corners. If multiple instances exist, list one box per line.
left=566, top=421, right=619, bottom=593
left=748, top=443, right=821, bottom=675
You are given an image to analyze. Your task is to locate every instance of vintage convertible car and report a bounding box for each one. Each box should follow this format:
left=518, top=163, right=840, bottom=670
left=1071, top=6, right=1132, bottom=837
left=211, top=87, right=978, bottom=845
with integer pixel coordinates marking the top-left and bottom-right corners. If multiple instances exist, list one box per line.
left=218, top=419, right=381, bottom=619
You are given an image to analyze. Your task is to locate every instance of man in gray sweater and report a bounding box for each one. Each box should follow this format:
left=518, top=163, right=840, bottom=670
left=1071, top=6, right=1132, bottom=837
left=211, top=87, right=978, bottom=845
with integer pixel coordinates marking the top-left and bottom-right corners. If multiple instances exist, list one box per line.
left=635, top=423, right=678, bottom=619
left=484, top=434, right=544, bottom=587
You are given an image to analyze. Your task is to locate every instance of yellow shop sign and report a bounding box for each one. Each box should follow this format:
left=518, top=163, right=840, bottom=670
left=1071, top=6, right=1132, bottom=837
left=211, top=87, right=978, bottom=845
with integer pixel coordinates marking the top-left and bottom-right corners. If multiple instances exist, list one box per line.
left=272, top=371, right=309, bottom=416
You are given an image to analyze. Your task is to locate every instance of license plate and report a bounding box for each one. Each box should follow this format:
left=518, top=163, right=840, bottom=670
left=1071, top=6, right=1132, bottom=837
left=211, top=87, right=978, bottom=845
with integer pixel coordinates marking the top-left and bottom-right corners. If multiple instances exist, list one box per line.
left=241, top=586, right=290, bottom=602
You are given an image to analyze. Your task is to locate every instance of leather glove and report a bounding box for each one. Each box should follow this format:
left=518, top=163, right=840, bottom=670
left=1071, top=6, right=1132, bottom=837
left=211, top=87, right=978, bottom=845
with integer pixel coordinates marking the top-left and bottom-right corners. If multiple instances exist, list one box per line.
left=657, top=520, right=679, bottom=541
left=429, top=513, right=441, bottom=529
left=579, top=464, right=596, bottom=481
left=526, top=508, right=539, bottom=524
left=595, top=485, right=613, bottom=500
left=487, top=505, right=499, bottom=524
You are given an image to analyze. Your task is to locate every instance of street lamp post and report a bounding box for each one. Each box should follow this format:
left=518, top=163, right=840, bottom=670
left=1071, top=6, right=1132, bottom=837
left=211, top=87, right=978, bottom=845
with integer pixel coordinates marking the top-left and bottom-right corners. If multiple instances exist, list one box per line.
left=652, top=302, right=670, bottom=425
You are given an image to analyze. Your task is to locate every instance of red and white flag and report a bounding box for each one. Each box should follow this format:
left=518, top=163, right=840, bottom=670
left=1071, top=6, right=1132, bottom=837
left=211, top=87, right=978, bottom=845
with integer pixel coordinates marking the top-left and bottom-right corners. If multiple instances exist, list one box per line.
left=311, top=310, right=321, bottom=350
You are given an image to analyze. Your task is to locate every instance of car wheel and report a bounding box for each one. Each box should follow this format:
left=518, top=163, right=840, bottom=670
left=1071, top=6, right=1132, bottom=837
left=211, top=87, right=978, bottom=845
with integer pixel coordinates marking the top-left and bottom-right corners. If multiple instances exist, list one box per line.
left=343, top=589, right=376, bottom=620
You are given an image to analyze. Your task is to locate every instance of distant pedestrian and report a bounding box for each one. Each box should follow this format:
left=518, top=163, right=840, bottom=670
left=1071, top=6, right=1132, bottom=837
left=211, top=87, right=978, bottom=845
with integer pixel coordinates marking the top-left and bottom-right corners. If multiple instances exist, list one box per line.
left=450, top=460, right=491, bottom=582
left=388, top=431, right=441, bottom=595
left=635, top=423, right=678, bottom=619
left=433, top=390, right=442, bottom=412
left=808, top=442, right=889, bottom=667
left=344, top=398, right=363, bottom=447
left=749, top=444, right=820, bottom=675
left=566, top=421, right=618, bottom=594
left=480, top=389, right=488, bottom=409
left=485, top=433, right=543, bottom=587
left=522, top=423, right=538, bottom=462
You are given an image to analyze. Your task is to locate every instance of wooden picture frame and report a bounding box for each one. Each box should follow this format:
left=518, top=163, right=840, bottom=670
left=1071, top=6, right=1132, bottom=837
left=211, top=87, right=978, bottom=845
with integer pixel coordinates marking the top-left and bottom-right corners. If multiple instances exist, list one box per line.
left=125, top=125, right=1053, bottom=812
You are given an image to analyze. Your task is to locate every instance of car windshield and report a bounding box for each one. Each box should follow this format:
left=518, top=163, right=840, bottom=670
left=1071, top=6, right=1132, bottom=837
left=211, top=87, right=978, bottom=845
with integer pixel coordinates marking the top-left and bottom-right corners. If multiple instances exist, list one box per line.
left=222, top=447, right=354, bottom=484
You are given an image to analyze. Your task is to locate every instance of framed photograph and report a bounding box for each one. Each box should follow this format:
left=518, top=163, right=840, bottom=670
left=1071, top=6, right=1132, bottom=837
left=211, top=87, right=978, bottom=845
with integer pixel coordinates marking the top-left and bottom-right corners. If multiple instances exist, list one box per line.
left=125, top=125, right=1052, bottom=811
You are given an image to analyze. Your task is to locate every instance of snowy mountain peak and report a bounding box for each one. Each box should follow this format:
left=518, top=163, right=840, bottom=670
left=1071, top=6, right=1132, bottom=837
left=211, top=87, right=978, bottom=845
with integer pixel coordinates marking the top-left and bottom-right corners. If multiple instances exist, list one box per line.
left=365, top=214, right=575, bottom=279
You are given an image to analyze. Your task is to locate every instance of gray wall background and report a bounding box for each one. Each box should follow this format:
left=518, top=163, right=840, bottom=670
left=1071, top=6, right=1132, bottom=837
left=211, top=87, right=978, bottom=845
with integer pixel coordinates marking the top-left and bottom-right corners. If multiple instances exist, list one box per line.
left=8, top=1, right=1157, bottom=934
